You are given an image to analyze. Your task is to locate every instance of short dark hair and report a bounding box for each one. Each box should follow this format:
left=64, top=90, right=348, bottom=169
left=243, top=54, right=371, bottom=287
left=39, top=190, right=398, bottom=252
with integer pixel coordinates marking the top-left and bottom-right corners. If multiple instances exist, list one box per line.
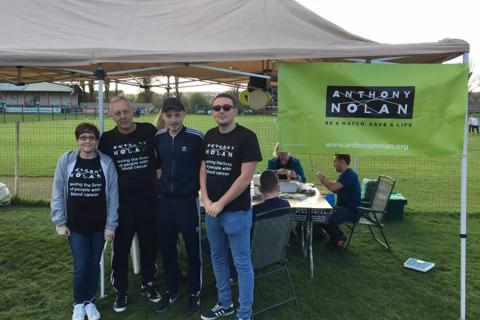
left=75, top=122, right=100, bottom=140
left=259, top=170, right=279, bottom=194
left=212, top=92, right=236, bottom=107
left=335, top=154, right=351, bottom=165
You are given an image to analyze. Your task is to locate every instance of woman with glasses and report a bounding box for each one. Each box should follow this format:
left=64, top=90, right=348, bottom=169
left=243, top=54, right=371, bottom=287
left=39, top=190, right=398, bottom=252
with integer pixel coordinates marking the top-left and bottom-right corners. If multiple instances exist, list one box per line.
left=51, top=122, right=119, bottom=320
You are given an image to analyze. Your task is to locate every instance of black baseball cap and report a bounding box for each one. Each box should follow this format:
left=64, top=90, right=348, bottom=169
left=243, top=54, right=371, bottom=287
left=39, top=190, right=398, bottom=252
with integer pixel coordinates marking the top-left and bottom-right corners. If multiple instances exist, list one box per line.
left=162, top=97, right=184, bottom=112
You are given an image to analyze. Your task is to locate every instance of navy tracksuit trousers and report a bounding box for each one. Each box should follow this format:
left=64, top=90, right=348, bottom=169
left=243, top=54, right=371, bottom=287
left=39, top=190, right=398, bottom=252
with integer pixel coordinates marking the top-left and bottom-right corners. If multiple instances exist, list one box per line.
left=156, top=197, right=201, bottom=295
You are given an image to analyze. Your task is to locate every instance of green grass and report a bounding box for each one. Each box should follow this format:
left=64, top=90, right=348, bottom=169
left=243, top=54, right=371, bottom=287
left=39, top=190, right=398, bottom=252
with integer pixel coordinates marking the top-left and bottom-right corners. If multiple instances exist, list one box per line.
left=1, top=206, right=479, bottom=319
left=0, top=114, right=278, bottom=177
left=2, top=115, right=480, bottom=213
left=0, top=112, right=100, bottom=123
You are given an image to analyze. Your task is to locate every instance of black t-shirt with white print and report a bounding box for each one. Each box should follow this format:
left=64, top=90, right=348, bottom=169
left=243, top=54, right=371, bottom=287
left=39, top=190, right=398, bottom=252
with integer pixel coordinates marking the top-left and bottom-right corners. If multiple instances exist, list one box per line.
left=203, top=124, right=262, bottom=213
left=67, top=155, right=106, bottom=234
left=98, top=123, right=157, bottom=211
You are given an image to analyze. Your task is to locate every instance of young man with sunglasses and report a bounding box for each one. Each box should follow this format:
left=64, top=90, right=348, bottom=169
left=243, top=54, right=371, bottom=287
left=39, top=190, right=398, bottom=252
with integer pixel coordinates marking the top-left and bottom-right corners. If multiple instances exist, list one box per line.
left=153, top=97, right=204, bottom=315
left=200, top=93, right=262, bottom=320
left=98, top=96, right=160, bottom=312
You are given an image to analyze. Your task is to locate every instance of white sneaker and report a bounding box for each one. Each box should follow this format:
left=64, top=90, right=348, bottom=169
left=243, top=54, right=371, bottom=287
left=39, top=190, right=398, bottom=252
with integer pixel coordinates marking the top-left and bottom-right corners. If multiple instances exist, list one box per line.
left=72, top=303, right=86, bottom=320
left=84, top=303, right=101, bottom=320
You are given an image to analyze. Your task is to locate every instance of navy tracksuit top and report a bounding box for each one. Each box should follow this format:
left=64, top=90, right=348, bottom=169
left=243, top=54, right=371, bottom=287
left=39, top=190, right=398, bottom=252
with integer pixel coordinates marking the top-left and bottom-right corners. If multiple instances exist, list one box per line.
left=154, top=126, right=204, bottom=202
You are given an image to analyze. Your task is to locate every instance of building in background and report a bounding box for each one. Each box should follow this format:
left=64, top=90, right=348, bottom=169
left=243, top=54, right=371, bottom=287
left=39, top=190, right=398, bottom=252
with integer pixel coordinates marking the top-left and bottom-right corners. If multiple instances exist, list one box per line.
left=0, top=82, right=78, bottom=113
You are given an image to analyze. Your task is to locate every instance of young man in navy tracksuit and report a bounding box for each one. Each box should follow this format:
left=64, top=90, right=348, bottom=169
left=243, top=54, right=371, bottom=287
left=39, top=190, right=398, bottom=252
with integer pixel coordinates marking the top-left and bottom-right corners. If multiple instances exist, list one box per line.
left=153, top=97, right=204, bottom=315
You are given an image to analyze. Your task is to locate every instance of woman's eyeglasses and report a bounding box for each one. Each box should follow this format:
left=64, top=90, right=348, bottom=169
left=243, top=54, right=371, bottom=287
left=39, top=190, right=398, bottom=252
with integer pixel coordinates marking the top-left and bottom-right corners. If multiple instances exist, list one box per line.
left=78, top=135, right=97, bottom=142
left=212, top=104, right=234, bottom=112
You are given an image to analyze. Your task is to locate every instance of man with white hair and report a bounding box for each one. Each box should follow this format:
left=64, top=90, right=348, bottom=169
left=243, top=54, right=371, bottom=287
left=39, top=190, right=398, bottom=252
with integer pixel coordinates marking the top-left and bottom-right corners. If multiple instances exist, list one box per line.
left=98, top=96, right=160, bottom=312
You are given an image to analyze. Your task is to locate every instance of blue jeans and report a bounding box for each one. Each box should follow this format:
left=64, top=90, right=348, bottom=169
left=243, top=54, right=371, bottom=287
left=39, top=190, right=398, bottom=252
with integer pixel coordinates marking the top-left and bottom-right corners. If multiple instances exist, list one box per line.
left=69, top=230, right=105, bottom=304
left=205, top=209, right=253, bottom=320
left=324, top=206, right=358, bottom=241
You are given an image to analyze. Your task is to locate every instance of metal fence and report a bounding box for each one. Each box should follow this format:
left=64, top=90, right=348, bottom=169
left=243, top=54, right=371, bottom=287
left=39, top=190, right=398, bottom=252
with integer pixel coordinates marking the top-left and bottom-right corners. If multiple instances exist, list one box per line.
left=1, top=114, right=478, bottom=214
left=1, top=110, right=102, bottom=123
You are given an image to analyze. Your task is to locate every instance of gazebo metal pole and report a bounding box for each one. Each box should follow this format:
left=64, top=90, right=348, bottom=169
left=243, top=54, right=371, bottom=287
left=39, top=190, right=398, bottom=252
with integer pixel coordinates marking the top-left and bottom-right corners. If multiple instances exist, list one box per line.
left=96, top=65, right=105, bottom=134
left=460, top=52, right=469, bottom=320
left=95, top=64, right=107, bottom=299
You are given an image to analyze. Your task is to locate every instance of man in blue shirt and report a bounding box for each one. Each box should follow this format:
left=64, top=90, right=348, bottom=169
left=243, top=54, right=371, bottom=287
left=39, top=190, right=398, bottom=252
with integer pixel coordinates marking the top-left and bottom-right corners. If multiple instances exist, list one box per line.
left=154, top=97, right=204, bottom=315
left=316, top=154, right=361, bottom=247
left=226, top=170, right=290, bottom=283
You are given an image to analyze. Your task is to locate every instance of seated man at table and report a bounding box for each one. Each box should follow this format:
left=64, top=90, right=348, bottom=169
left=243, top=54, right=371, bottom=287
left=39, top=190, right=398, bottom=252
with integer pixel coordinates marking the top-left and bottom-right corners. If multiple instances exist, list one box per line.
left=315, top=154, right=361, bottom=248
left=227, top=170, right=290, bottom=282
left=268, top=143, right=306, bottom=183
left=253, top=170, right=290, bottom=217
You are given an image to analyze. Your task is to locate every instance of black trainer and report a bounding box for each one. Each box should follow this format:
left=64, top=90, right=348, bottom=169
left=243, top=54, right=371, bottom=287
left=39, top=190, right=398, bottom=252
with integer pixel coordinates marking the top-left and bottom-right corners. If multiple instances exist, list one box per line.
left=334, top=234, right=348, bottom=248
left=141, top=282, right=161, bottom=303
left=113, top=293, right=128, bottom=312
left=155, top=291, right=180, bottom=313
left=187, top=294, right=200, bottom=315
left=201, top=303, right=234, bottom=320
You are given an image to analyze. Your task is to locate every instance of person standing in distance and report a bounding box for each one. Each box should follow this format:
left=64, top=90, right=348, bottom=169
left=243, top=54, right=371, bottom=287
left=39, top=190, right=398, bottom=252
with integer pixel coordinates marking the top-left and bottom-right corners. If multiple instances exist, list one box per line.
left=98, top=96, right=160, bottom=312
left=200, top=93, right=262, bottom=320
left=153, top=97, right=204, bottom=315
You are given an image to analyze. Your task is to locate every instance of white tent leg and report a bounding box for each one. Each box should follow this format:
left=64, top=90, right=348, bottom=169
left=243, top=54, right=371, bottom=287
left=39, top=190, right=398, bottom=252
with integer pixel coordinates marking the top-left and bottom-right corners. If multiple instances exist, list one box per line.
left=131, top=234, right=141, bottom=275
left=460, top=52, right=469, bottom=320
left=99, top=241, right=108, bottom=299
left=97, top=64, right=107, bottom=299
left=98, top=81, right=104, bottom=133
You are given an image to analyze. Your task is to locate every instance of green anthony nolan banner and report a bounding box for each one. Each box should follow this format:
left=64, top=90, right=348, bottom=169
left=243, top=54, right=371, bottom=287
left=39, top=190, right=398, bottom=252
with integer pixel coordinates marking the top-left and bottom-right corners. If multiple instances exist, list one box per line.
left=278, top=62, right=468, bottom=156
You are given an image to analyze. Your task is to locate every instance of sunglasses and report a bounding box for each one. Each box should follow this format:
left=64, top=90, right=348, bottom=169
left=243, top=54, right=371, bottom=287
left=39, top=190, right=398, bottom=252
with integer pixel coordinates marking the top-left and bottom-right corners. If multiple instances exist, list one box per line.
left=212, top=104, right=235, bottom=112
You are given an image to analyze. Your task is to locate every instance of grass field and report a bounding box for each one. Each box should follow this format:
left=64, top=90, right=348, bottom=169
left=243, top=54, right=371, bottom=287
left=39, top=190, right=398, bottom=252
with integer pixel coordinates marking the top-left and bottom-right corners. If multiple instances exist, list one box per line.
left=0, top=114, right=278, bottom=177
left=2, top=114, right=480, bottom=213
left=1, top=206, right=479, bottom=319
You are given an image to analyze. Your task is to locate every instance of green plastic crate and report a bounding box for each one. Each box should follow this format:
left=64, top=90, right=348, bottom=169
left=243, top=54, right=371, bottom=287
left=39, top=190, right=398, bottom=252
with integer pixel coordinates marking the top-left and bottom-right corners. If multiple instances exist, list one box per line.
left=385, top=192, right=407, bottom=221
left=361, top=179, right=407, bottom=221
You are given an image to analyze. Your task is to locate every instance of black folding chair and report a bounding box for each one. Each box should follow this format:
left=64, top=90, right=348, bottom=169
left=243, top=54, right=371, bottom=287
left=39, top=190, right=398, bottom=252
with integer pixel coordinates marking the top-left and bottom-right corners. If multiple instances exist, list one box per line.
left=251, top=207, right=298, bottom=316
left=345, top=175, right=395, bottom=251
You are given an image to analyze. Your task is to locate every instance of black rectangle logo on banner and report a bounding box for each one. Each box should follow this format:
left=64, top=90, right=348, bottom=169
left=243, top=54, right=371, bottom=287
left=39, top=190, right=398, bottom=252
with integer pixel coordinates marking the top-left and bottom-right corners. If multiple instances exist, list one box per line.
left=326, top=86, right=415, bottom=119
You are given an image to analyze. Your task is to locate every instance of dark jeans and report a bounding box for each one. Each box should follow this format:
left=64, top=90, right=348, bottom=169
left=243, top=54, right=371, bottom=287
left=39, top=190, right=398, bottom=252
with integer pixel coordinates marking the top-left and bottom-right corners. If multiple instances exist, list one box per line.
left=156, top=198, right=201, bottom=295
left=324, top=206, right=358, bottom=241
left=111, top=208, right=157, bottom=294
left=69, top=230, right=105, bottom=304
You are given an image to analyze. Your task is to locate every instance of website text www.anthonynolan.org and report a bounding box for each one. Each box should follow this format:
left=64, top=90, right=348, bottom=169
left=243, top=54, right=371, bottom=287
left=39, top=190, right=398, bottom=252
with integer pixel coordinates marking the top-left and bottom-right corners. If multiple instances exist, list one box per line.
left=325, top=142, right=409, bottom=152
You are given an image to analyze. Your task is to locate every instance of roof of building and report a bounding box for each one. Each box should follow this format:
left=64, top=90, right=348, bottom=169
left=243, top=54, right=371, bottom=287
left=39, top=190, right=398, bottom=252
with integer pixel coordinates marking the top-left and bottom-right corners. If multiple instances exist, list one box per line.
left=0, top=82, right=72, bottom=92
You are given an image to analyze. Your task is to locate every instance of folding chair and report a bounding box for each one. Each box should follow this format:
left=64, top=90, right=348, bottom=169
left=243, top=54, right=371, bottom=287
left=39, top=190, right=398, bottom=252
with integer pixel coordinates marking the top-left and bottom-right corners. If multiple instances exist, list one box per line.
left=345, top=175, right=395, bottom=251
left=251, top=207, right=298, bottom=316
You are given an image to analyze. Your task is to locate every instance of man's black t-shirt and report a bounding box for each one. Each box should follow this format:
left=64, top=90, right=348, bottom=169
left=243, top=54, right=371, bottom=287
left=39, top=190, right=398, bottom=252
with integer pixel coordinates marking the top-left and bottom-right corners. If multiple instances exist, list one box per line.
left=98, top=122, right=157, bottom=211
left=203, top=125, right=262, bottom=213
left=67, top=155, right=106, bottom=234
